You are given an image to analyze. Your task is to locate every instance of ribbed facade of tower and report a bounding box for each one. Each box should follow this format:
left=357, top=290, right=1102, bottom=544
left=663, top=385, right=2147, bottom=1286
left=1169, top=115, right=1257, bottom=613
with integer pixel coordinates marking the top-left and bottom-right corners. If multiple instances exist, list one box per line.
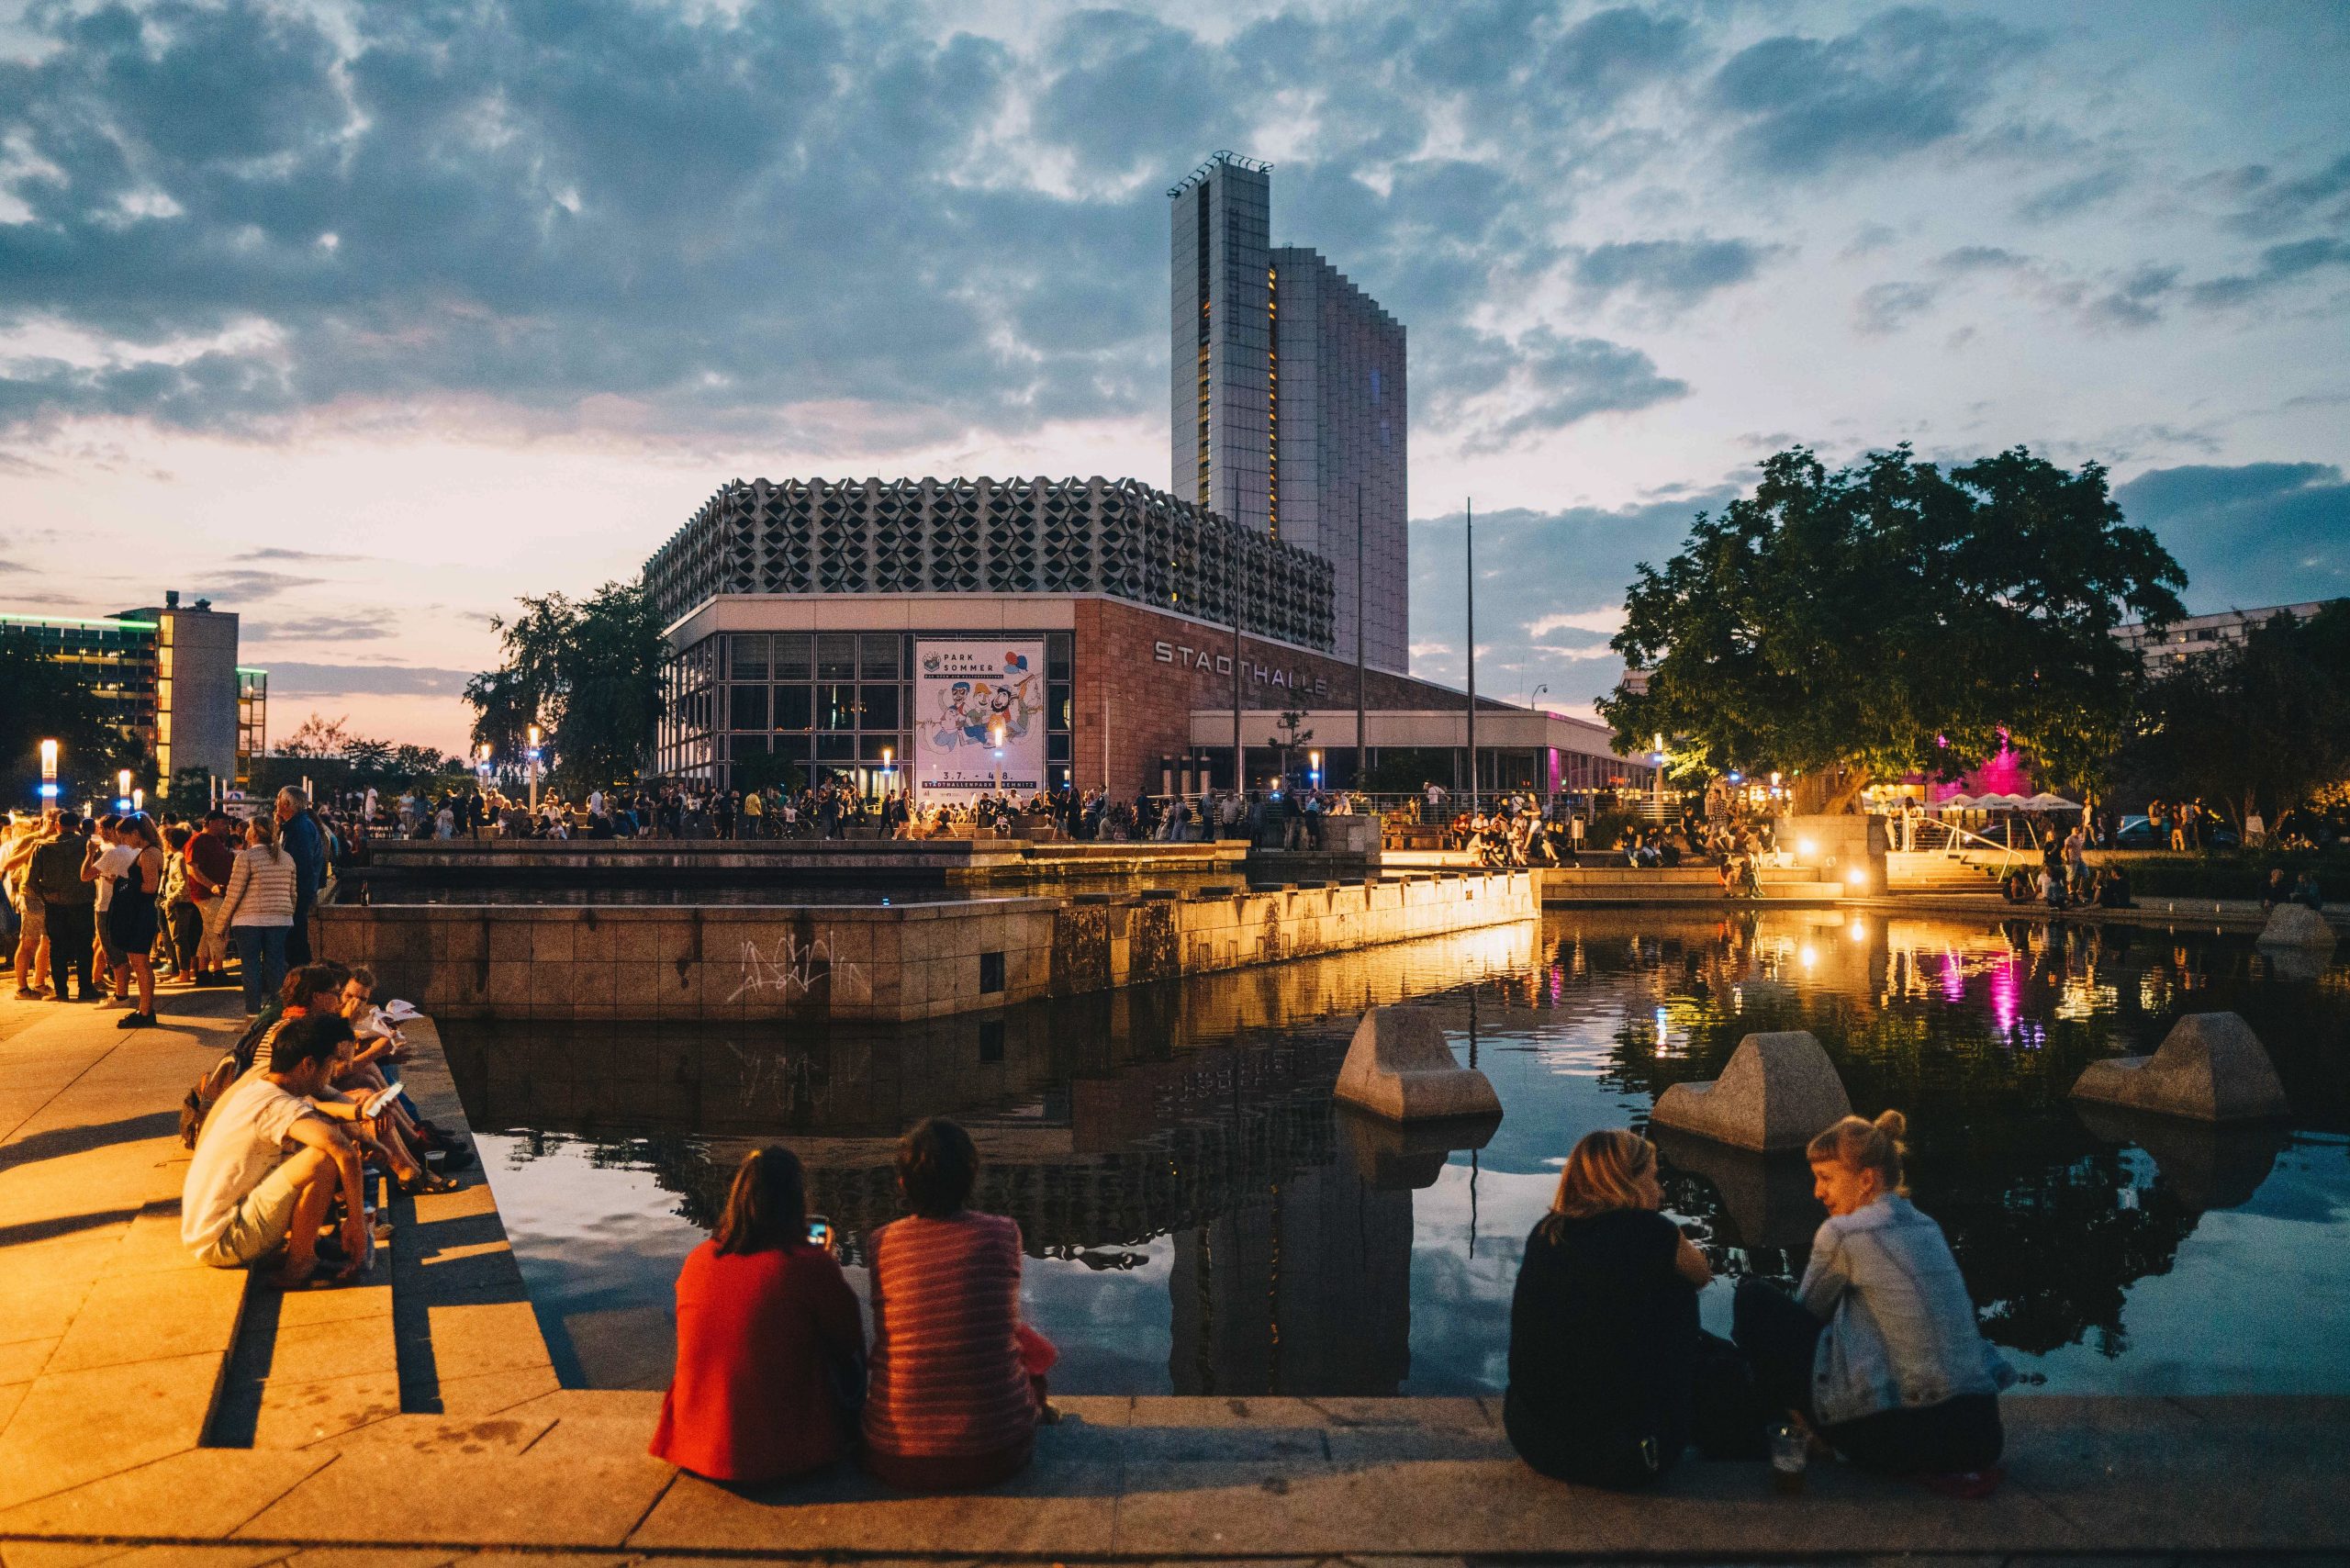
left=1270, top=247, right=1408, bottom=674
left=1169, top=151, right=1408, bottom=672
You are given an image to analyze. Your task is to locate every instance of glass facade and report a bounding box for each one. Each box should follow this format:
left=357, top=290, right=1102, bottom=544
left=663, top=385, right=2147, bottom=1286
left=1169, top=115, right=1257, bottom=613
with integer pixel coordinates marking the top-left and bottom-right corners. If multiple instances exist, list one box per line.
left=655, top=631, right=1076, bottom=791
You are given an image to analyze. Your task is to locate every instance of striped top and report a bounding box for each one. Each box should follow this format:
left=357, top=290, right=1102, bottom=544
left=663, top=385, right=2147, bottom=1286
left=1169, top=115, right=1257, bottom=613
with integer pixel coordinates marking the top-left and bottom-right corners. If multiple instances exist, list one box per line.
left=861, top=1211, right=1035, bottom=1460
left=218, top=845, right=298, bottom=928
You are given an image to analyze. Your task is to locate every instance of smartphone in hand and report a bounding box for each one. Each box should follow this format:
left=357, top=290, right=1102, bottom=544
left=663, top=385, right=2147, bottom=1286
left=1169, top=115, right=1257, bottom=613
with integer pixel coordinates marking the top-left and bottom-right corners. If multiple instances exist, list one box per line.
left=805, top=1216, right=834, bottom=1249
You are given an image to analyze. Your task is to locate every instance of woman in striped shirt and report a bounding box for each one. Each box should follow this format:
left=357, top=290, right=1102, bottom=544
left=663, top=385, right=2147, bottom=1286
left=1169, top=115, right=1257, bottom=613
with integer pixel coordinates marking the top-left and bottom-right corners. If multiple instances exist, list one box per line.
left=861, top=1117, right=1058, bottom=1491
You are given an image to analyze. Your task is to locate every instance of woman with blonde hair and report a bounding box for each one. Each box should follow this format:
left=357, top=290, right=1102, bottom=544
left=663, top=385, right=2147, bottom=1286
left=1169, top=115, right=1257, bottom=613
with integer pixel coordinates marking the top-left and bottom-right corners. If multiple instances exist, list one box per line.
left=1732, top=1111, right=2014, bottom=1489
left=1504, top=1128, right=1747, bottom=1488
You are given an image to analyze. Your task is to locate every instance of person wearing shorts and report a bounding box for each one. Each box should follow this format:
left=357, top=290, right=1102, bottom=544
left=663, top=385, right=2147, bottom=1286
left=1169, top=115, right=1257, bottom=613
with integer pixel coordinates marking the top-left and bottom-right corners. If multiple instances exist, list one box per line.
left=182, top=1013, right=369, bottom=1286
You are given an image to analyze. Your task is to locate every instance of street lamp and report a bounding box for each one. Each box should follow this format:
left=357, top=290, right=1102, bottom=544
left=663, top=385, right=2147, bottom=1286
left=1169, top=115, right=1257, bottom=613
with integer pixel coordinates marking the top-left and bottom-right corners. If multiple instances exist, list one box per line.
left=38, top=738, right=58, bottom=801
left=990, top=723, right=1005, bottom=795
left=527, top=725, right=543, bottom=810
left=1529, top=683, right=1549, bottom=710
left=1309, top=748, right=1322, bottom=789
left=132, top=788, right=144, bottom=812
left=117, top=767, right=132, bottom=812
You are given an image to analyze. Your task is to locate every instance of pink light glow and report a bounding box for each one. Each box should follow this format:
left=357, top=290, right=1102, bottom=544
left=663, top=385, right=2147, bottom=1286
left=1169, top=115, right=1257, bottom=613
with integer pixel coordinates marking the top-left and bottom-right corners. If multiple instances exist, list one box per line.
left=1989, top=955, right=2022, bottom=1034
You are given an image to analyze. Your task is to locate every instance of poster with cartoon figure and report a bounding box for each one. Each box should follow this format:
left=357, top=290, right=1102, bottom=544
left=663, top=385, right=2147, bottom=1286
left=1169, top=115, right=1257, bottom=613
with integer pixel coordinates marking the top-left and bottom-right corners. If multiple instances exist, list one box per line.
left=912, top=639, right=1046, bottom=802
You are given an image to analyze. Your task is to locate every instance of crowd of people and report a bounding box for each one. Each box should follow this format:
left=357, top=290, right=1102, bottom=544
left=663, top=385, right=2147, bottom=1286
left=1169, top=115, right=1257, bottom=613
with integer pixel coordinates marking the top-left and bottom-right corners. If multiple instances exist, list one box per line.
left=309, top=777, right=1381, bottom=847
left=2, top=786, right=347, bottom=1023
left=641, top=1107, right=2009, bottom=1499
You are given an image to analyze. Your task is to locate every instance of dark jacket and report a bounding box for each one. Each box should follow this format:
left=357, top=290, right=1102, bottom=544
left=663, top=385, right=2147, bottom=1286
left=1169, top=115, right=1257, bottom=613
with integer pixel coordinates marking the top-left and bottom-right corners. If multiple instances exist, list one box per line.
left=280, top=811, right=327, bottom=903
left=28, top=836, right=95, bottom=906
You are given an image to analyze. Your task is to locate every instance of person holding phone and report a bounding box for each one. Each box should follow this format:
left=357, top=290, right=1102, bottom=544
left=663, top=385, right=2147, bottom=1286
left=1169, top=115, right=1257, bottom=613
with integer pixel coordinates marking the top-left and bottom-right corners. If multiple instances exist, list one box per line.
left=651, top=1145, right=865, bottom=1485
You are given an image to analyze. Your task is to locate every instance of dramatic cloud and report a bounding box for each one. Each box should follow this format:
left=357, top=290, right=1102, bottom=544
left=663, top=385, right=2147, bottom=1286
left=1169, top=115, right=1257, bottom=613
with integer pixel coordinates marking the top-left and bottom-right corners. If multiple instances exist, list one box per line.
left=1438, top=329, right=1689, bottom=453
left=251, top=614, right=397, bottom=643
left=252, top=662, right=476, bottom=697
left=189, top=569, right=325, bottom=603
left=2115, top=463, right=2350, bottom=609
left=1855, top=280, right=1941, bottom=334
left=1569, top=237, right=1785, bottom=309
left=1708, top=7, right=2042, bottom=176
left=2188, top=238, right=2350, bottom=308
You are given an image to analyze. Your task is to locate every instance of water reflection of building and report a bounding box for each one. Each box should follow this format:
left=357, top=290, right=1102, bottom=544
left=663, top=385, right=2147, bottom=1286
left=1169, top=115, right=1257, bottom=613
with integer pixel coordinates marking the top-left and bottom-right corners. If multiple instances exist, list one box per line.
left=1170, top=1160, right=1413, bottom=1395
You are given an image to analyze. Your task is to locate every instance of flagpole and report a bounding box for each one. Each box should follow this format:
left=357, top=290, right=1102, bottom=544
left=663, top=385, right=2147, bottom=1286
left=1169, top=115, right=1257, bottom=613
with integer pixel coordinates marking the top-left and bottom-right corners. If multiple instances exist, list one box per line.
left=1465, top=498, right=1476, bottom=812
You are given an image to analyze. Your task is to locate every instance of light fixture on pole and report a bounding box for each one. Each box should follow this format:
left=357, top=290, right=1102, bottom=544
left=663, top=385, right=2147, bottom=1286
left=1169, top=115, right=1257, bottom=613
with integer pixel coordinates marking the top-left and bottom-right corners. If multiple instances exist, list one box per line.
left=1309, top=749, right=1321, bottom=789
left=527, top=724, right=543, bottom=810
left=990, top=723, right=1005, bottom=795
left=117, top=767, right=132, bottom=811
left=881, top=745, right=894, bottom=794
left=38, top=738, right=59, bottom=801
left=132, top=788, right=144, bottom=812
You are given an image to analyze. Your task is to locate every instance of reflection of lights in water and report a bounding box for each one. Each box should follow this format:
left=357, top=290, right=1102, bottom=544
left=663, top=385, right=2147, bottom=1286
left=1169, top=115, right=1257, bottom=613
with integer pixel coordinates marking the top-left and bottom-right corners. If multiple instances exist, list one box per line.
left=1941, top=951, right=1967, bottom=1004
left=2055, top=980, right=2119, bottom=1022
left=1730, top=984, right=1743, bottom=1013
left=1989, top=957, right=2021, bottom=1033
left=2140, top=974, right=2169, bottom=1012
left=1655, top=1005, right=1673, bottom=1053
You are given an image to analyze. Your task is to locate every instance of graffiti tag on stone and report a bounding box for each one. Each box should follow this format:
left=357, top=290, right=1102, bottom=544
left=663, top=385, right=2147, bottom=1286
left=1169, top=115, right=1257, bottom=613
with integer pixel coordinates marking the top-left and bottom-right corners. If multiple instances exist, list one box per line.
left=728, top=933, right=859, bottom=1003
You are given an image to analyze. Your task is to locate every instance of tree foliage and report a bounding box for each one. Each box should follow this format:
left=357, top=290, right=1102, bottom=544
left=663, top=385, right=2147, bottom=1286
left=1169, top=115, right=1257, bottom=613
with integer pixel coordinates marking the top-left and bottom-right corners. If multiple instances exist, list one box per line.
left=1599, top=445, right=2186, bottom=810
left=260, top=712, right=461, bottom=796
left=2113, top=603, right=2350, bottom=829
left=465, top=581, right=661, bottom=791
left=0, top=636, right=149, bottom=800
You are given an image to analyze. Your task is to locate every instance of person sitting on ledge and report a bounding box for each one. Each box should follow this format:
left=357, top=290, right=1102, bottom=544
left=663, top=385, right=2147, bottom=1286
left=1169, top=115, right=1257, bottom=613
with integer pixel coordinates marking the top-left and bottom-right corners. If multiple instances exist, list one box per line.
left=650, top=1146, right=865, bottom=1486
left=1505, top=1129, right=1757, bottom=1489
left=1732, top=1112, right=2014, bottom=1493
left=861, top=1117, right=1058, bottom=1491
left=181, top=1012, right=370, bottom=1288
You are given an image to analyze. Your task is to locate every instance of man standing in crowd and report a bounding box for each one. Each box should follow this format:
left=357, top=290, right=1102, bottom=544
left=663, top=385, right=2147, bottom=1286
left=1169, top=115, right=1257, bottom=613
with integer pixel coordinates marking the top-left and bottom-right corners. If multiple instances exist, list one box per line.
left=181, top=809, right=239, bottom=987
left=29, top=812, right=97, bottom=1002
left=276, top=788, right=327, bottom=966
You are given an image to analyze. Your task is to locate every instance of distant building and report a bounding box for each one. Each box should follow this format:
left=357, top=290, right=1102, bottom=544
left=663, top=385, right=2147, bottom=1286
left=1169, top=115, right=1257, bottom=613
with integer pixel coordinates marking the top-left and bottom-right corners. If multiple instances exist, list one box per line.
left=2115, top=600, right=2336, bottom=669
left=0, top=590, right=265, bottom=794
left=1170, top=151, right=1407, bottom=672
left=639, top=475, right=1648, bottom=799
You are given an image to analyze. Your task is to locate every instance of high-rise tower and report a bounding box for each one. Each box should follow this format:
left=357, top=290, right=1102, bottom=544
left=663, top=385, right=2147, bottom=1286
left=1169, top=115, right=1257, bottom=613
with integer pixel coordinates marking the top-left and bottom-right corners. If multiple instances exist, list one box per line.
left=1170, top=152, right=1408, bottom=672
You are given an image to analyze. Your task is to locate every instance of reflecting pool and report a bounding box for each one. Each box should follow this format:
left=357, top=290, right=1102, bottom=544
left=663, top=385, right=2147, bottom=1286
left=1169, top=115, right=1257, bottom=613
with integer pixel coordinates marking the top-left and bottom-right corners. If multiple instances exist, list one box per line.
left=440, top=909, right=2350, bottom=1396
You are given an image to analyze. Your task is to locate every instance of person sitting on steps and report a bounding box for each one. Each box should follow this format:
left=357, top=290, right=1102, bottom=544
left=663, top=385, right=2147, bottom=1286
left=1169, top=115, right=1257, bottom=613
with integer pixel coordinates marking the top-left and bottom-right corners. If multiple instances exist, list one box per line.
left=180, top=1012, right=371, bottom=1288
left=1731, top=1111, right=2015, bottom=1494
left=1504, top=1129, right=1762, bottom=1489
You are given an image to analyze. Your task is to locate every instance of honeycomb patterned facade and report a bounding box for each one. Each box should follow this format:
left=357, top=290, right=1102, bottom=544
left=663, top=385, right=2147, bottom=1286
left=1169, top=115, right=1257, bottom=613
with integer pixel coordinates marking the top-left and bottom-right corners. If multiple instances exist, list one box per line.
left=643, top=475, right=1336, bottom=650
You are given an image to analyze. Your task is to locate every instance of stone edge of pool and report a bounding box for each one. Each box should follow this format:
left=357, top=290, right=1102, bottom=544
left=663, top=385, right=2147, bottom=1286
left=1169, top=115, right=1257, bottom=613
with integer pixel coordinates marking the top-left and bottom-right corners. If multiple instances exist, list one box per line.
left=2, top=989, right=2346, bottom=1561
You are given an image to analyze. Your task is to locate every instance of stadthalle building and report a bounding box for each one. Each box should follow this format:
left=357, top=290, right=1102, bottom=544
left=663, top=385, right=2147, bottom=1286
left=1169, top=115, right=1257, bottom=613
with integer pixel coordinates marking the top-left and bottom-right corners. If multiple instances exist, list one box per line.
left=643, top=152, right=1647, bottom=803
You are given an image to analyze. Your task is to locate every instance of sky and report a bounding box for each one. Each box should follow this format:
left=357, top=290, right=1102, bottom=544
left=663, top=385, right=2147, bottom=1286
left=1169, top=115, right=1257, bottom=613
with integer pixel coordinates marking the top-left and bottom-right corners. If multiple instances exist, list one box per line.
left=2, top=0, right=2346, bottom=756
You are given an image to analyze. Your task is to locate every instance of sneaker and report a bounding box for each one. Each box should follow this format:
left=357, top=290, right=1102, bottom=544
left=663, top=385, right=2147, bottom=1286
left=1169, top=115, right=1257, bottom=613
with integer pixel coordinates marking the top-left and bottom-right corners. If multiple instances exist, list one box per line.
left=12, top=988, right=38, bottom=1000
left=96, top=994, right=127, bottom=1010
left=118, top=1012, right=157, bottom=1030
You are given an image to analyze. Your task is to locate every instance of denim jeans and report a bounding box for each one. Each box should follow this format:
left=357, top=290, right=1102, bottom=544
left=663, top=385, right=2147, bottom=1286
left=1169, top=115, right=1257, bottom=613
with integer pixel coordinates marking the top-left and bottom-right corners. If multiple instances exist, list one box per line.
left=234, top=926, right=288, bottom=1014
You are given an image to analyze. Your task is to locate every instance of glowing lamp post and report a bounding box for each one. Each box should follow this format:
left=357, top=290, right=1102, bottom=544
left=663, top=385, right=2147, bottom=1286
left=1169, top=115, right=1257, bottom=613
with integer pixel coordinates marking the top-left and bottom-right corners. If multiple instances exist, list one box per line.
left=1309, top=749, right=1322, bottom=790
left=38, top=739, right=59, bottom=801
left=990, top=724, right=1005, bottom=796
left=881, top=745, right=894, bottom=797
left=117, top=768, right=133, bottom=812
left=527, top=725, right=543, bottom=810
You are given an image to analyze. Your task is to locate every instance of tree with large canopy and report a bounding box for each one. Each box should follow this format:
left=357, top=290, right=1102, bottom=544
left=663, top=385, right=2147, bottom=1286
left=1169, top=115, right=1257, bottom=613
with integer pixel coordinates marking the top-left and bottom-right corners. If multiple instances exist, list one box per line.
left=464, top=581, right=662, bottom=792
left=1598, top=444, right=2187, bottom=812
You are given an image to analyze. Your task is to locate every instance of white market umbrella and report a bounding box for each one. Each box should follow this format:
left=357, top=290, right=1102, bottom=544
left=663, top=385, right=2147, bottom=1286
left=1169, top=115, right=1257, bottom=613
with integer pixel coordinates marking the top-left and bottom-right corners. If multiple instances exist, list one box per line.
left=1938, top=793, right=1978, bottom=811
left=1974, top=793, right=2029, bottom=810
left=2024, top=792, right=2082, bottom=812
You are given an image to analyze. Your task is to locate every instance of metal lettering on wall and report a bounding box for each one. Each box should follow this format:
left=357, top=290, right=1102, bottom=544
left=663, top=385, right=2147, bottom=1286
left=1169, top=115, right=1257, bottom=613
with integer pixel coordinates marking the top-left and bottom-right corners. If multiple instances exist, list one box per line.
left=1153, top=640, right=1329, bottom=698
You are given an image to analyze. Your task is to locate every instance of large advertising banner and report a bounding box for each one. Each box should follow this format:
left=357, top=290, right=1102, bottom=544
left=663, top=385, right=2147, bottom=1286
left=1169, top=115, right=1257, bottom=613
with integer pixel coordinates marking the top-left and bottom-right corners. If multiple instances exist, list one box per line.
left=912, top=639, right=1046, bottom=803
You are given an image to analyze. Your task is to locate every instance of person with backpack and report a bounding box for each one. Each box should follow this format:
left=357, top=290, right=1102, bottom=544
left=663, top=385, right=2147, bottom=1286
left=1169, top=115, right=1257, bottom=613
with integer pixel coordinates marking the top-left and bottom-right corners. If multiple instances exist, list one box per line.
left=274, top=789, right=327, bottom=966
left=181, top=1012, right=370, bottom=1287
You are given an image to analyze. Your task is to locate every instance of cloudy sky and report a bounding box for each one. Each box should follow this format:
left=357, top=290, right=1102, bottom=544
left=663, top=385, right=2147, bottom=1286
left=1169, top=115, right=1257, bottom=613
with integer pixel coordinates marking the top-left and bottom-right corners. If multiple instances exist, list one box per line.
left=3, top=0, right=2345, bottom=753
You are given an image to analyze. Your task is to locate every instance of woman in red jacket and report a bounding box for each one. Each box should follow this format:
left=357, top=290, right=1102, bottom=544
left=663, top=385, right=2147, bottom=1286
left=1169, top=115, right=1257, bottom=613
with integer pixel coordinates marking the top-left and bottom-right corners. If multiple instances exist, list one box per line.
left=650, top=1146, right=864, bottom=1484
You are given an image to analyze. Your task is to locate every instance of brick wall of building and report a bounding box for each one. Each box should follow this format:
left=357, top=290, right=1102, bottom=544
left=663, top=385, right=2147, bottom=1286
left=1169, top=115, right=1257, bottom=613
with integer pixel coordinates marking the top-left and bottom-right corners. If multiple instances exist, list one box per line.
left=1073, top=598, right=1495, bottom=798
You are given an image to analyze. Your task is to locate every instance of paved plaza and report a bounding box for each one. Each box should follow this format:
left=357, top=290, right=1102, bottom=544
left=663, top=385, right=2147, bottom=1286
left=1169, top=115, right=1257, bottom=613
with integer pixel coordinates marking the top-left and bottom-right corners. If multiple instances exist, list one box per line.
left=1, top=985, right=2344, bottom=1567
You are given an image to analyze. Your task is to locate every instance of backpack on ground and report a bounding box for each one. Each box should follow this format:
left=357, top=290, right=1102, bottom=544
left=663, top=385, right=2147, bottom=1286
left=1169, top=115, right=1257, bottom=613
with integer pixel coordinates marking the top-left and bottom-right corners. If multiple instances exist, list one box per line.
left=178, top=1052, right=241, bottom=1148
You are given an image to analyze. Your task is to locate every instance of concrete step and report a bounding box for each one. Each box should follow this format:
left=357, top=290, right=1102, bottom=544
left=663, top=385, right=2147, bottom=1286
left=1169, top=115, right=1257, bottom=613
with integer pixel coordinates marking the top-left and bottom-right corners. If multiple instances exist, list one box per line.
left=1545, top=882, right=1846, bottom=903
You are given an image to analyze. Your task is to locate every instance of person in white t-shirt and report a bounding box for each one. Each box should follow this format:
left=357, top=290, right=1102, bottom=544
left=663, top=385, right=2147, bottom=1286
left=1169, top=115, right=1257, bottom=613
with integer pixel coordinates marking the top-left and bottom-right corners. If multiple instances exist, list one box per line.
left=82, top=819, right=140, bottom=1007
left=182, top=1013, right=369, bottom=1286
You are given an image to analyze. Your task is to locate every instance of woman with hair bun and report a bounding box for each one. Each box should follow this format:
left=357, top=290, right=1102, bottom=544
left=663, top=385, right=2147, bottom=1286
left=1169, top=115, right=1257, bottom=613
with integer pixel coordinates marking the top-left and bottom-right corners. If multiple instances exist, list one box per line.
left=650, top=1145, right=865, bottom=1485
left=1504, top=1129, right=1752, bottom=1488
left=1733, top=1110, right=2015, bottom=1488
